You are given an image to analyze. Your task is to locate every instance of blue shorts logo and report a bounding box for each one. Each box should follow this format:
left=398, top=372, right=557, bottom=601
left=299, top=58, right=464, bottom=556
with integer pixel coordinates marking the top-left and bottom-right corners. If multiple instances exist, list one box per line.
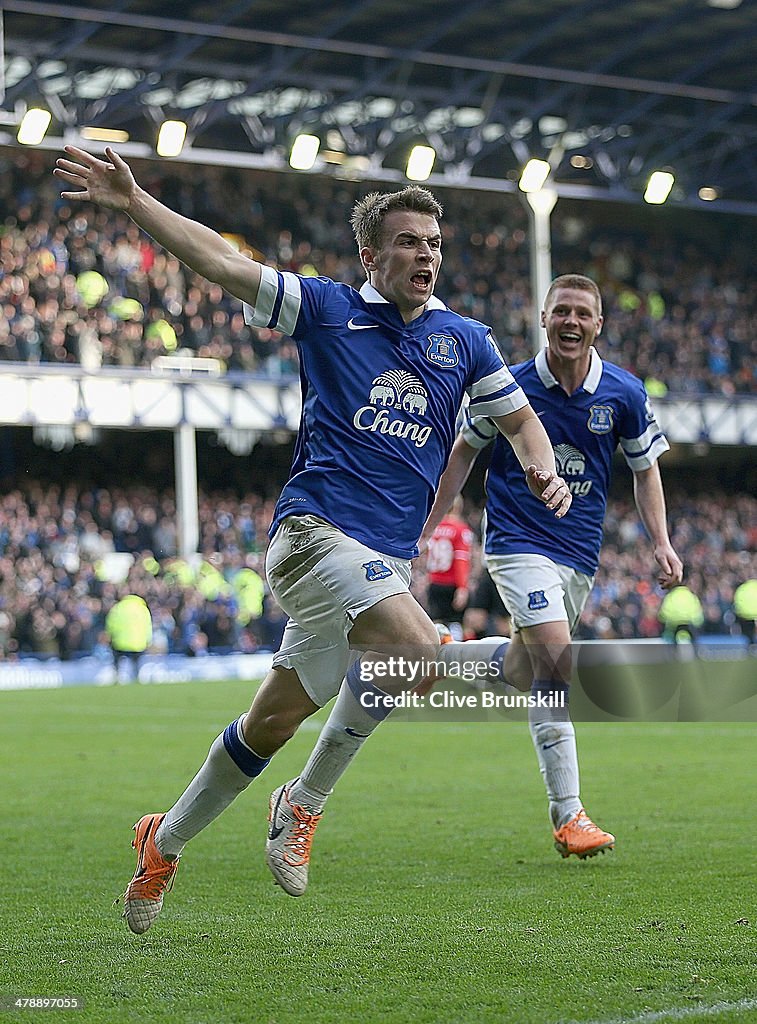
left=363, top=559, right=393, bottom=582
left=588, top=404, right=614, bottom=433
left=528, top=590, right=549, bottom=610
left=426, top=334, right=458, bottom=367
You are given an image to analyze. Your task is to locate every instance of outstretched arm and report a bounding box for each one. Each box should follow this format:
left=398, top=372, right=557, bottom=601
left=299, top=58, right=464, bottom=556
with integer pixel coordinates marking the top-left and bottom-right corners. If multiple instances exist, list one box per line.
left=419, top=435, right=479, bottom=553
left=633, top=463, right=683, bottom=589
left=492, top=405, right=571, bottom=518
left=54, top=146, right=262, bottom=306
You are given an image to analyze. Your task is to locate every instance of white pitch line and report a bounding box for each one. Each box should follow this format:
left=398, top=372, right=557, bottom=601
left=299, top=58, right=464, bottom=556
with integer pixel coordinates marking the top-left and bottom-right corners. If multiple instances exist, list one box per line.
left=563, top=996, right=757, bottom=1024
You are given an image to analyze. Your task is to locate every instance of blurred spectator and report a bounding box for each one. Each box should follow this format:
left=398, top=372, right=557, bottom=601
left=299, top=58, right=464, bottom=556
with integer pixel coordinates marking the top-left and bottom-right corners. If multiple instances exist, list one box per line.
left=658, top=585, right=704, bottom=644
left=733, top=578, right=757, bottom=643
left=425, top=495, right=473, bottom=638
left=186, top=629, right=210, bottom=658
left=0, top=480, right=753, bottom=657
left=0, top=147, right=754, bottom=395
left=462, top=568, right=511, bottom=641
left=231, top=555, right=265, bottom=627
left=105, top=591, right=153, bottom=682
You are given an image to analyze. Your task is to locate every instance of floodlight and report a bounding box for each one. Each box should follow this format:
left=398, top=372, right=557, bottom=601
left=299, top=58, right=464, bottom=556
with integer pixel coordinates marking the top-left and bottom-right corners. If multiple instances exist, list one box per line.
left=81, top=127, right=130, bottom=143
left=17, top=108, right=52, bottom=146
left=526, top=187, right=558, bottom=216
left=406, top=145, right=436, bottom=182
left=156, top=120, right=187, bottom=158
left=644, top=170, right=675, bottom=205
left=518, top=158, right=550, bottom=193
left=289, top=134, right=320, bottom=170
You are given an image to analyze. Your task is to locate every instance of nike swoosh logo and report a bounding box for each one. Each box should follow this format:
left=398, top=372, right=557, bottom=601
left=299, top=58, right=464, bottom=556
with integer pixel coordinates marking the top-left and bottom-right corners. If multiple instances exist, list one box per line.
left=268, top=788, right=287, bottom=840
left=535, top=410, right=547, bottom=417
left=134, top=815, right=156, bottom=877
left=542, top=739, right=568, bottom=750
left=344, top=727, right=370, bottom=738
left=347, top=318, right=379, bottom=330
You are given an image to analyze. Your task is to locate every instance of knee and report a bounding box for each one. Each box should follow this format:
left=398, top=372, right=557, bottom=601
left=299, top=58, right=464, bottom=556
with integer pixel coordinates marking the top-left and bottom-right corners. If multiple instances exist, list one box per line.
left=243, top=706, right=305, bottom=756
left=262, top=710, right=301, bottom=747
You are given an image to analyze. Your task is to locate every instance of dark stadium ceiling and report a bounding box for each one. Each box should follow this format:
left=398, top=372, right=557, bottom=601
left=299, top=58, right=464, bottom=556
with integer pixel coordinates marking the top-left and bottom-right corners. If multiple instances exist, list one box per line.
left=2, top=0, right=756, bottom=214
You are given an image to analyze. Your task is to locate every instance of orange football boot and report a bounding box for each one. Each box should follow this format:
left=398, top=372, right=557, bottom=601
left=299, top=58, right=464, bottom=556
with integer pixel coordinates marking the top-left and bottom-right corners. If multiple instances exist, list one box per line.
left=121, top=813, right=179, bottom=933
left=553, top=810, right=615, bottom=860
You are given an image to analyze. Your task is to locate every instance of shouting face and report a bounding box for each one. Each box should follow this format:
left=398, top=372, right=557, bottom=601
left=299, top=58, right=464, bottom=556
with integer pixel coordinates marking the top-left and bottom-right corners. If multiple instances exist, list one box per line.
left=361, top=210, right=442, bottom=322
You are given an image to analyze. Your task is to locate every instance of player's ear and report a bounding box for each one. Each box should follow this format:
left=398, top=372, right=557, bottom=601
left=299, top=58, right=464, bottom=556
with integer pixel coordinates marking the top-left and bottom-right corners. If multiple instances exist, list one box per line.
left=360, top=245, right=378, bottom=272
left=595, top=314, right=604, bottom=336
left=540, top=309, right=547, bottom=328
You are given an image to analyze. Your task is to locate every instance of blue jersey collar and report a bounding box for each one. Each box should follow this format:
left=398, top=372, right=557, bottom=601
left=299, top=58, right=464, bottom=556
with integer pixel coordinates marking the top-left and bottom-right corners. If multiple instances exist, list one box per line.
left=535, top=346, right=603, bottom=394
left=359, top=281, right=446, bottom=311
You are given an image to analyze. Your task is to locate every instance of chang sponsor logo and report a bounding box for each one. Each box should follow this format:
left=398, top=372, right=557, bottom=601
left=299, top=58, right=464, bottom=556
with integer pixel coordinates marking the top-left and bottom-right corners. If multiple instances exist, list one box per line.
left=353, top=369, right=432, bottom=448
left=554, top=442, right=593, bottom=496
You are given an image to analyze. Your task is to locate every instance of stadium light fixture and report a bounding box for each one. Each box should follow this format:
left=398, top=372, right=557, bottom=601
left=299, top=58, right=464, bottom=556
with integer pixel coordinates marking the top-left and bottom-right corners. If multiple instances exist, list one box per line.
left=81, top=126, right=130, bottom=144
left=698, top=186, right=720, bottom=201
left=518, top=158, right=550, bottom=193
left=406, top=145, right=436, bottom=182
left=526, top=187, right=558, bottom=216
left=644, top=170, right=675, bottom=205
left=156, top=120, right=187, bottom=158
left=289, top=134, right=320, bottom=170
left=17, top=108, right=52, bottom=146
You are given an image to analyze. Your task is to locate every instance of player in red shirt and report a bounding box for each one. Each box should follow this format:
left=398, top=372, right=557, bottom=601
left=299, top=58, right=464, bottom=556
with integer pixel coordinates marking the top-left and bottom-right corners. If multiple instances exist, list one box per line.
left=425, top=496, right=473, bottom=637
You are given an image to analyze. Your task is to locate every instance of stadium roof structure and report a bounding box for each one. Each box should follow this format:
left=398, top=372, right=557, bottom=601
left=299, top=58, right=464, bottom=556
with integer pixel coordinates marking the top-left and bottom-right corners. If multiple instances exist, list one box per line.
left=2, top=0, right=756, bottom=214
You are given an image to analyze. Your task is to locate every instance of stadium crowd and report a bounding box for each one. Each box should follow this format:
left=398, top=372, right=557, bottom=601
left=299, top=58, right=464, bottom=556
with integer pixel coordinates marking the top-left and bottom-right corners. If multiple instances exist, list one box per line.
left=1, top=148, right=755, bottom=394
left=0, top=481, right=753, bottom=661
left=0, top=147, right=754, bottom=661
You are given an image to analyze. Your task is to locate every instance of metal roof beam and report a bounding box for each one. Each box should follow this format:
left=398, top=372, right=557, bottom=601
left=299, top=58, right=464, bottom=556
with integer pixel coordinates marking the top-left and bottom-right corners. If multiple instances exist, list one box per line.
left=190, top=0, right=382, bottom=136
left=4, top=0, right=136, bottom=106
left=606, top=26, right=757, bottom=135
left=3, top=1, right=753, bottom=106
left=91, top=0, right=260, bottom=123
left=222, top=0, right=496, bottom=142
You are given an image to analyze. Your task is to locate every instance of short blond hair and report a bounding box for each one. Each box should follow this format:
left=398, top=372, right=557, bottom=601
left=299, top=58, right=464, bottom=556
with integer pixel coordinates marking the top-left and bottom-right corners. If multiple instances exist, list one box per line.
left=350, top=186, right=443, bottom=251
left=544, top=274, right=602, bottom=314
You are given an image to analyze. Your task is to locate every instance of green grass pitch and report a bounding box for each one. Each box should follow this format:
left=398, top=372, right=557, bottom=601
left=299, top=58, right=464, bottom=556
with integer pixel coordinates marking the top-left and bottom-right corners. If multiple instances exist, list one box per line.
left=1, top=679, right=755, bottom=1024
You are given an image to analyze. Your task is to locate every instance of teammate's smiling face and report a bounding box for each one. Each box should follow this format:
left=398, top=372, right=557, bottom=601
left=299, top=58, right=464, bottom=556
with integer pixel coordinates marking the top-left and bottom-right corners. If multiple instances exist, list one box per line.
left=542, top=286, right=603, bottom=365
left=361, top=210, right=442, bottom=322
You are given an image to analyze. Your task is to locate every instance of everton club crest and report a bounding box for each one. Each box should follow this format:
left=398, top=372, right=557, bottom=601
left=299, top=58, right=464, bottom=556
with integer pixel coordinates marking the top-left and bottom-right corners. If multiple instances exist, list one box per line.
left=362, top=560, right=393, bottom=582
left=426, top=334, right=459, bottom=367
left=587, top=404, right=614, bottom=434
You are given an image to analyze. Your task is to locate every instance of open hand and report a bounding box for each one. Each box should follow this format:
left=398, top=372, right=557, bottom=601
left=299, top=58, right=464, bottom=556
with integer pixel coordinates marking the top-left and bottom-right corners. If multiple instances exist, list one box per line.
left=54, top=145, right=137, bottom=212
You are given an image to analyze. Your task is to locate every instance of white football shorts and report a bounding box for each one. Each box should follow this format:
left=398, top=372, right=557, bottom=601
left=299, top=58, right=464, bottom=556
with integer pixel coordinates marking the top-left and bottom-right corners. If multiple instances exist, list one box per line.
left=485, top=552, right=594, bottom=634
left=265, top=514, right=412, bottom=705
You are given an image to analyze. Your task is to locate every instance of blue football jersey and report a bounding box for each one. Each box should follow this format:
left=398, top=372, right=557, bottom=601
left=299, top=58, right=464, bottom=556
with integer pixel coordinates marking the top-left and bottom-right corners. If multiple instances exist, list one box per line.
left=462, top=347, right=670, bottom=576
left=245, top=269, right=528, bottom=558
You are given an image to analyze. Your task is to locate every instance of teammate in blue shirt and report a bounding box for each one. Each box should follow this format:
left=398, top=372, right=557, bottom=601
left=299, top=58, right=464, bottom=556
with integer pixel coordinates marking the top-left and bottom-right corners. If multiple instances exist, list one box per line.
left=424, top=274, right=683, bottom=858
left=56, top=147, right=571, bottom=925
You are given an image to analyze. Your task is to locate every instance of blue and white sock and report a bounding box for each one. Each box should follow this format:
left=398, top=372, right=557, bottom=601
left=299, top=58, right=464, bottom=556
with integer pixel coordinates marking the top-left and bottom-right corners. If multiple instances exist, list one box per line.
left=528, top=680, right=581, bottom=829
left=288, top=660, right=393, bottom=813
left=155, top=715, right=270, bottom=859
left=436, top=636, right=512, bottom=686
